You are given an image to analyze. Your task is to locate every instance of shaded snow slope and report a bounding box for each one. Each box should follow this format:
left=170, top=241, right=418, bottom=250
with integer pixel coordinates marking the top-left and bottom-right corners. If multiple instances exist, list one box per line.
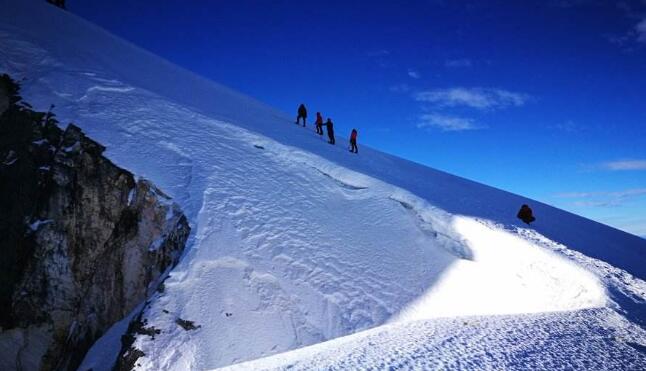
left=1, top=1, right=645, bottom=370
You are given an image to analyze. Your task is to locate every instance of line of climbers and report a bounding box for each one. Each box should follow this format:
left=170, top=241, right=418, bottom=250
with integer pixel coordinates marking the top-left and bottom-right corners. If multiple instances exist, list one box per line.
left=298, top=105, right=538, bottom=228
left=296, top=103, right=358, bottom=154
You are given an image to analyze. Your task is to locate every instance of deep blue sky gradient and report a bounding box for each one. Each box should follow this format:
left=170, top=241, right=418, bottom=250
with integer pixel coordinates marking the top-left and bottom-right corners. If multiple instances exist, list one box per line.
left=69, top=0, right=646, bottom=236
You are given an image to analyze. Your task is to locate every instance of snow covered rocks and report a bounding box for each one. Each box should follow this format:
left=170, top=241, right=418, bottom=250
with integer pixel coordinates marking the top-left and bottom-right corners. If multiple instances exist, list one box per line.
left=0, top=75, right=190, bottom=371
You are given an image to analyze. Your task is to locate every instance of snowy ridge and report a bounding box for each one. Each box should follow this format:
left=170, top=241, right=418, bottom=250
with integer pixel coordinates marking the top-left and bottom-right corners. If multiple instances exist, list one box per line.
left=222, top=308, right=646, bottom=370
left=1, top=1, right=644, bottom=370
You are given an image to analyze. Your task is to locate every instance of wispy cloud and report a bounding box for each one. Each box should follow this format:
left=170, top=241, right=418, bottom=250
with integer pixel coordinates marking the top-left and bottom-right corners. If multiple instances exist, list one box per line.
left=389, top=84, right=412, bottom=94
left=605, top=33, right=632, bottom=47
left=417, top=113, right=482, bottom=131
left=445, top=58, right=472, bottom=68
left=547, top=0, right=589, bottom=8
left=555, top=188, right=646, bottom=208
left=410, top=86, right=529, bottom=133
left=415, top=87, right=530, bottom=110
left=557, top=189, right=646, bottom=198
left=408, top=68, right=421, bottom=79
left=572, top=200, right=621, bottom=208
left=606, top=14, right=646, bottom=50
left=365, top=49, right=391, bottom=57
left=601, top=160, right=646, bottom=171
left=365, top=49, right=392, bottom=68
left=549, top=120, right=581, bottom=132
left=636, top=18, right=646, bottom=43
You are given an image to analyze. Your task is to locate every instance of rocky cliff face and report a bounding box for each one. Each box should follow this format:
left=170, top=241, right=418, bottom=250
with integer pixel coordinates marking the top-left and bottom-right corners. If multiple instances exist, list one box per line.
left=0, top=74, right=190, bottom=371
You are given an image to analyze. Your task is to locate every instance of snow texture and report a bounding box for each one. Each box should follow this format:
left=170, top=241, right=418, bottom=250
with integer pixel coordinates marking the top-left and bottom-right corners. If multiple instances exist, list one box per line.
left=1, top=1, right=644, bottom=370
left=223, top=308, right=646, bottom=371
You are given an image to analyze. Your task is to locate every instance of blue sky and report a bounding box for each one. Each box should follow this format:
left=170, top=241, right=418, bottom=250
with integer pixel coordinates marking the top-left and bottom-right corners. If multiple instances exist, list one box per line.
left=71, top=0, right=646, bottom=237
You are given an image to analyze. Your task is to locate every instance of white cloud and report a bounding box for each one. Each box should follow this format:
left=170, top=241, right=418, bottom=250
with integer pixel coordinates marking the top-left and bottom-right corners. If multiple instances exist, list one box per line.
left=415, top=87, right=529, bottom=110
left=389, top=84, right=412, bottom=94
left=605, top=33, right=631, bottom=47
left=445, top=58, right=472, bottom=68
left=548, top=0, right=588, bottom=8
left=366, top=49, right=390, bottom=57
left=416, top=113, right=482, bottom=131
left=555, top=192, right=595, bottom=198
left=605, top=15, right=646, bottom=51
left=365, top=49, right=392, bottom=68
left=636, top=18, right=646, bottom=43
left=408, top=69, right=421, bottom=79
left=601, top=160, right=646, bottom=171
left=557, top=189, right=646, bottom=199
left=550, top=120, right=580, bottom=132
left=572, top=200, right=621, bottom=208
left=555, top=188, right=646, bottom=208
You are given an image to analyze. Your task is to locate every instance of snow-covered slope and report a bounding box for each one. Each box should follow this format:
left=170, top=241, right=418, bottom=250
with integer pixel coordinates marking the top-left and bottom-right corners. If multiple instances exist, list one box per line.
left=1, top=1, right=645, bottom=370
left=223, top=308, right=645, bottom=370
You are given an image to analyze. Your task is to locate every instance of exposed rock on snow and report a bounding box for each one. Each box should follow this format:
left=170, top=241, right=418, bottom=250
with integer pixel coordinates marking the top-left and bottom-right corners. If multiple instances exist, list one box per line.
left=175, top=318, right=200, bottom=331
left=0, top=75, right=190, bottom=371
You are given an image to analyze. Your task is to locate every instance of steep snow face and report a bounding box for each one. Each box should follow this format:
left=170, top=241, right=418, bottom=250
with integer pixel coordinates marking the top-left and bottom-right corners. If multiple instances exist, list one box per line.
left=1, top=1, right=644, bottom=370
left=107, top=127, right=607, bottom=369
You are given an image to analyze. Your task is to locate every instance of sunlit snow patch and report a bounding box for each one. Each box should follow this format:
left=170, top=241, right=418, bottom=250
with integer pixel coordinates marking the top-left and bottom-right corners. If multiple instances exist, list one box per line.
left=393, top=216, right=606, bottom=321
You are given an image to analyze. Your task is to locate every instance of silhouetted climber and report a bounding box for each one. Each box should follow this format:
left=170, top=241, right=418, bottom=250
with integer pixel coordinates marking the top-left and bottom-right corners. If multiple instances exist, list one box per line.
left=517, top=204, right=536, bottom=225
left=324, top=118, right=335, bottom=144
left=47, top=0, right=66, bottom=9
left=296, top=104, right=307, bottom=126
left=315, top=112, right=323, bottom=135
left=349, top=129, right=358, bottom=154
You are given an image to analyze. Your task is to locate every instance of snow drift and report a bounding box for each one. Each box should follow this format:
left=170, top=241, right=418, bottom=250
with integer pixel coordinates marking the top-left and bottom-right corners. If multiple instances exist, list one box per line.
left=0, top=1, right=644, bottom=370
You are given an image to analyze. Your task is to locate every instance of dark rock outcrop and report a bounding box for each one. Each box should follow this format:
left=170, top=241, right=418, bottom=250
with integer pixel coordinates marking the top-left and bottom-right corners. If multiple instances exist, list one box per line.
left=0, top=74, right=190, bottom=371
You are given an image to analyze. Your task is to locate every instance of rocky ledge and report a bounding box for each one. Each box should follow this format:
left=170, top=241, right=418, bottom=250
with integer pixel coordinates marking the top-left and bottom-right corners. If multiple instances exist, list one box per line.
left=0, top=74, right=190, bottom=371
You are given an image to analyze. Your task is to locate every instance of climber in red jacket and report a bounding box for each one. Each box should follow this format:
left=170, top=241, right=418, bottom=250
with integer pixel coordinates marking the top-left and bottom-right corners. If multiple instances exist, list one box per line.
left=315, top=112, right=323, bottom=135
left=349, top=129, right=358, bottom=154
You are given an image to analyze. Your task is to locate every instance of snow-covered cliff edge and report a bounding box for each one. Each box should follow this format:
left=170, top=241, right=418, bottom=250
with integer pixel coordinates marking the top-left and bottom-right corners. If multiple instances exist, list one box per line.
left=0, top=75, right=190, bottom=371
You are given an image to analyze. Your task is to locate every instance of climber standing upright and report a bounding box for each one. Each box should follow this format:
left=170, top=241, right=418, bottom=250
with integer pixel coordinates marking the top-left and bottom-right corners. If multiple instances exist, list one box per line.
left=324, top=118, right=335, bottom=144
left=296, top=104, right=307, bottom=127
left=315, top=112, right=324, bottom=136
left=349, top=129, right=358, bottom=154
